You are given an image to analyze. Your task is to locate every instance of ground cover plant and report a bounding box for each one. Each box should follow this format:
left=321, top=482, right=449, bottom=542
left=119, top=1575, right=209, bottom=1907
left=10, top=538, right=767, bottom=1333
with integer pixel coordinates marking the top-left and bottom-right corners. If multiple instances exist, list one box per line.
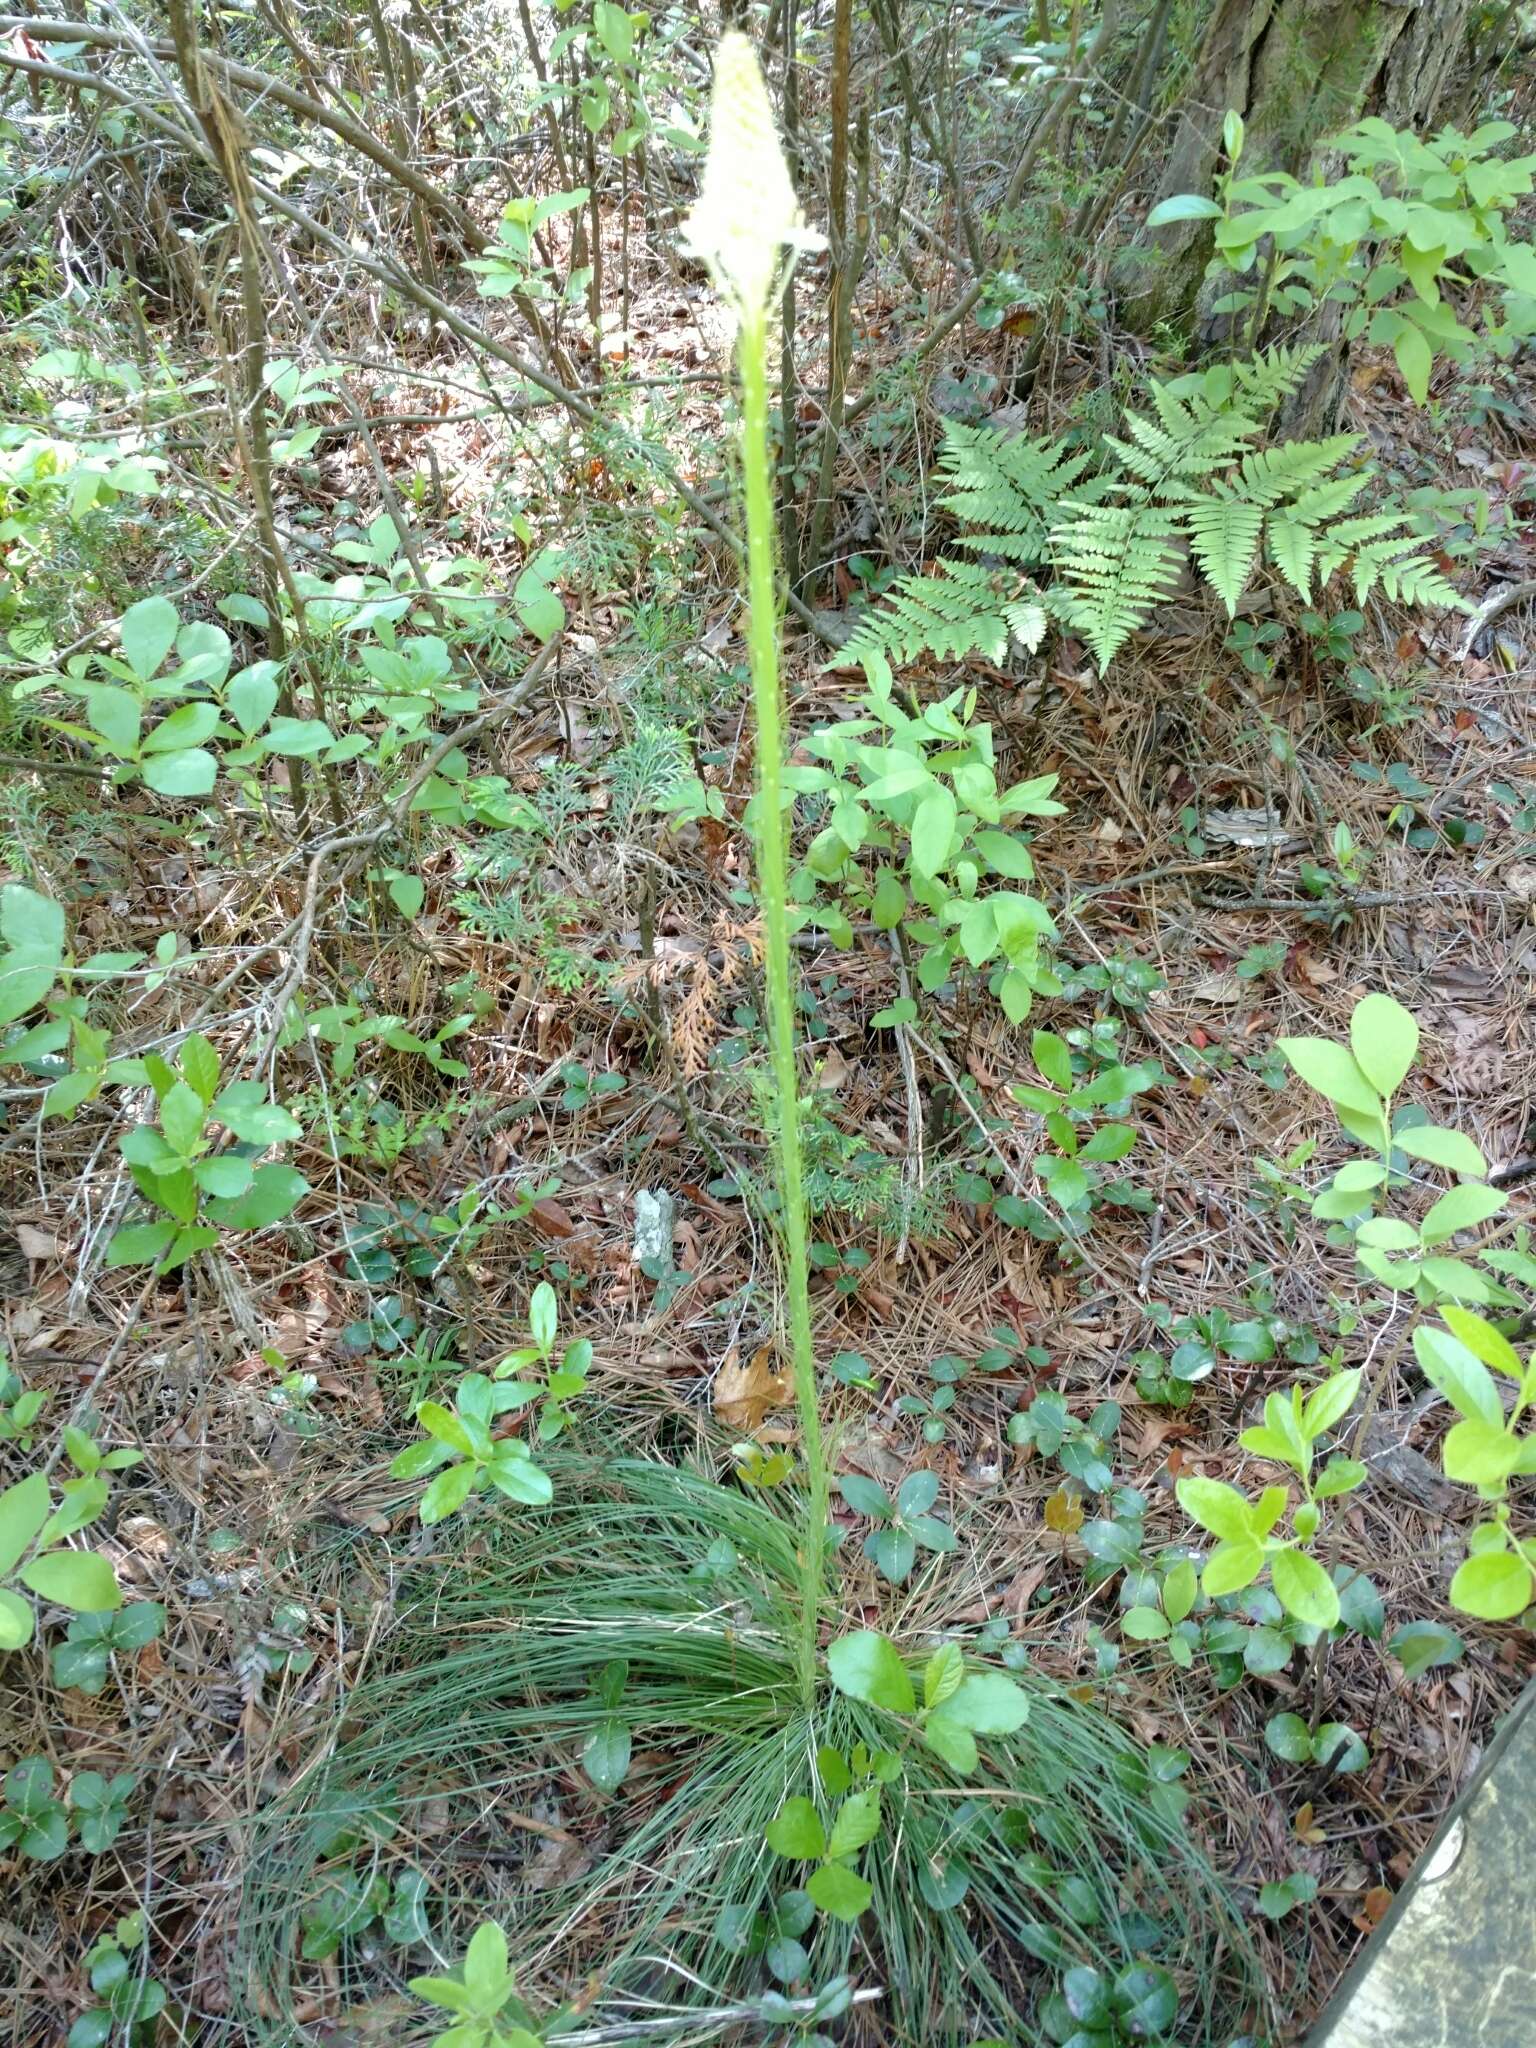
left=0, top=3, right=1533, bottom=2046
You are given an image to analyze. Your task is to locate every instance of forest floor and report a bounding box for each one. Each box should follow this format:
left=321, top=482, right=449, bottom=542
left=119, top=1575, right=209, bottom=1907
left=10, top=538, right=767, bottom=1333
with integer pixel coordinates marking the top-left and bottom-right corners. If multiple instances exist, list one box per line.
left=4, top=134, right=1536, bottom=2048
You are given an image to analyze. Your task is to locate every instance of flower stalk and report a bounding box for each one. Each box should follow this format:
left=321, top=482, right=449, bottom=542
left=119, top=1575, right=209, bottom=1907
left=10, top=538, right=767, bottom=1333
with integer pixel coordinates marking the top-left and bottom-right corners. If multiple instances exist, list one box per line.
left=686, top=33, right=828, bottom=1708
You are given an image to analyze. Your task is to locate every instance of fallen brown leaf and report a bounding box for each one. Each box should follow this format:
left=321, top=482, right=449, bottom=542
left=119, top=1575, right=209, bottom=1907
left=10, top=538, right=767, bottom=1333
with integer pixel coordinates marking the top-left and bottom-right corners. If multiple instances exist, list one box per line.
left=712, top=1344, right=792, bottom=1432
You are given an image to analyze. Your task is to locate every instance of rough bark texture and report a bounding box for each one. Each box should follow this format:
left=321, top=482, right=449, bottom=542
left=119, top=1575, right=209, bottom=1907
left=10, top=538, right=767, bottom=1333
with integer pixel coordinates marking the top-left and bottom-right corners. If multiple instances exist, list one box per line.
left=1132, top=0, right=1472, bottom=327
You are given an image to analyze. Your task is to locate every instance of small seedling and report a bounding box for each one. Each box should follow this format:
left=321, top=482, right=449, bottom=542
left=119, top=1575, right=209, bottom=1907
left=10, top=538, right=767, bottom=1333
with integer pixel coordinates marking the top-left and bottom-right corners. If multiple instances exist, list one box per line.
left=1008, top=1393, right=1121, bottom=1493
left=1257, top=1870, right=1320, bottom=1919
left=409, top=1921, right=559, bottom=2048
left=1176, top=1369, right=1366, bottom=1629
left=51, top=1603, right=165, bottom=1695
left=389, top=1373, right=555, bottom=1524
left=492, top=1282, right=593, bottom=1442
left=0, top=1757, right=69, bottom=1859
left=65, top=1914, right=166, bottom=2048
left=0, top=1468, right=125, bottom=1653
left=580, top=1660, right=633, bottom=1794
left=896, top=1353, right=968, bottom=1442
left=837, top=1470, right=957, bottom=1583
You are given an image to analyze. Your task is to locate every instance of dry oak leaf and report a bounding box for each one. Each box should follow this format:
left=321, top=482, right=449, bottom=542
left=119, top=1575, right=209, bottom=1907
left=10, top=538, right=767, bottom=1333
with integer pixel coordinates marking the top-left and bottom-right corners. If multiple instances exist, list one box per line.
left=712, top=1344, right=792, bottom=1432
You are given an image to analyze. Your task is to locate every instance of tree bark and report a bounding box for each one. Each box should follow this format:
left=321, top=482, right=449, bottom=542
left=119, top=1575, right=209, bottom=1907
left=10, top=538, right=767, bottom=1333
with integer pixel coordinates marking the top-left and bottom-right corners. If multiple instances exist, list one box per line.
left=1132, top=0, right=1472, bottom=328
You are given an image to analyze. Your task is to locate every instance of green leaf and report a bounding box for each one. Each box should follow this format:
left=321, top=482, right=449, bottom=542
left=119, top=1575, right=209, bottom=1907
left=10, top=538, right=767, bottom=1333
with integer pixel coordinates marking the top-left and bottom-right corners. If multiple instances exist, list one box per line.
left=1271, top=1549, right=1339, bottom=1629
left=160, top=1081, right=206, bottom=1157
left=1146, top=192, right=1225, bottom=225
left=863, top=761, right=929, bottom=801
left=1264, top=1712, right=1313, bottom=1764
left=485, top=1451, right=553, bottom=1505
left=180, top=1033, right=221, bottom=1106
left=1440, top=1305, right=1523, bottom=1379
left=418, top=1461, right=476, bottom=1525
left=0, top=883, right=65, bottom=1025
left=896, top=1470, right=940, bottom=1517
left=0, top=1586, right=36, bottom=1649
left=826, top=1630, right=915, bottom=1714
left=143, top=702, right=220, bottom=754
left=805, top=1862, right=873, bottom=1922
left=1301, top=1369, right=1361, bottom=1439
left=1349, top=993, right=1417, bottom=1097
left=865, top=1526, right=916, bottom=1582
left=1420, top=1182, right=1506, bottom=1245
left=1315, top=1457, right=1368, bottom=1499
left=18, top=1548, right=121, bottom=1613
left=104, top=1219, right=177, bottom=1267
left=1393, top=1124, right=1485, bottom=1175
left=972, top=829, right=1035, bottom=879
left=1163, top=1558, right=1198, bottom=1624
left=1394, top=321, right=1433, bottom=404
left=211, top=1083, right=302, bottom=1146
left=1413, top=1326, right=1502, bottom=1425
left=1175, top=1475, right=1252, bottom=1544
left=1313, top=1723, right=1368, bottom=1773
left=0, top=1471, right=50, bottom=1576
left=1031, top=1030, right=1073, bottom=1091
left=196, top=1156, right=254, bottom=1200
left=910, top=786, right=956, bottom=875
left=837, top=1474, right=889, bottom=1519
left=1121, top=1606, right=1170, bottom=1640
left=765, top=1797, right=826, bottom=1860
left=119, top=595, right=178, bottom=680
left=226, top=663, right=280, bottom=735
left=529, top=1282, right=558, bottom=1353
left=1387, top=1619, right=1465, bottom=1678
left=924, top=1642, right=964, bottom=1711
left=462, top=1921, right=510, bottom=2010
left=1275, top=1037, right=1383, bottom=1121
left=406, top=1972, right=477, bottom=2016
left=1442, top=1418, right=1521, bottom=1488
left=870, top=870, right=906, bottom=929
left=827, top=1787, right=882, bottom=1859
left=84, top=683, right=142, bottom=755
left=945, top=1670, right=1029, bottom=1734
left=205, top=1163, right=307, bottom=1231
left=921, top=1710, right=978, bottom=1774
left=142, top=748, right=218, bottom=797
left=581, top=1715, right=631, bottom=1794
left=1038, top=1154, right=1090, bottom=1210
left=1258, top=1872, right=1318, bottom=1919
left=262, top=715, right=336, bottom=757
left=1201, top=1539, right=1265, bottom=1598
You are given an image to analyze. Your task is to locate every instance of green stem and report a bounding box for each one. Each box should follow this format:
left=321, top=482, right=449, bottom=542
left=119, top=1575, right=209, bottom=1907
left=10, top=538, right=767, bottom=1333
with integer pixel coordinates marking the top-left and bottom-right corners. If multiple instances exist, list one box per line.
left=736, top=308, right=827, bottom=1709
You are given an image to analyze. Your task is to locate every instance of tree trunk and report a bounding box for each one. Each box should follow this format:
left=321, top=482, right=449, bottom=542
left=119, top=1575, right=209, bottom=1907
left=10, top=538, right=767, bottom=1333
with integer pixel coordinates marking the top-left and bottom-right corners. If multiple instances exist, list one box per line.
left=1132, top=0, right=1472, bottom=328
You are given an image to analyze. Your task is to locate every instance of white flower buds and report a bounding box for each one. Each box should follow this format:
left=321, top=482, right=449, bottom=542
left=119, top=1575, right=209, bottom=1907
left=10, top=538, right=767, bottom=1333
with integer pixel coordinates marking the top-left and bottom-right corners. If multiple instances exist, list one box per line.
left=682, top=32, right=823, bottom=331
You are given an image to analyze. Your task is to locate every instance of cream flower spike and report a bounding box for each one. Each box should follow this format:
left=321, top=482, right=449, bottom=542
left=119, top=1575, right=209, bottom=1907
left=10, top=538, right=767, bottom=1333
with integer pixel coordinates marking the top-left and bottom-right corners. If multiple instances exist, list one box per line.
left=683, top=32, right=824, bottom=329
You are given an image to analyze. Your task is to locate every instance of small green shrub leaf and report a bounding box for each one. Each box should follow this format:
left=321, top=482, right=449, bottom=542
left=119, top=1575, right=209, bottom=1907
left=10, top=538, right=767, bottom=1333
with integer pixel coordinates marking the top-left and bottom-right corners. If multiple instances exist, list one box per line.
left=826, top=1630, right=915, bottom=1714
left=805, top=1861, right=873, bottom=1922
left=1276, top=1037, right=1382, bottom=1121
left=764, top=1797, right=826, bottom=1861
left=1271, top=1550, right=1339, bottom=1629
left=19, top=1549, right=121, bottom=1613
left=1349, top=993, right=1417, bottom=1097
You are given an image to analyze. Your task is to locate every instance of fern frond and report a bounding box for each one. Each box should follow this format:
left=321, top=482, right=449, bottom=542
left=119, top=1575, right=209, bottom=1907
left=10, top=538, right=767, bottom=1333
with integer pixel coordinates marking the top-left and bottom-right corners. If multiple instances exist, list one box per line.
left=838, top=558, right=1042, bottom=687
left=1050, top=499, right=1184, bottom=670
left=1220, top=342, right=1325, bottom=415
left=1234, top=435, right=1361, bottom=507
left=1173, top=488, right=1266, bottom=614
left=1109, top=404, right=1255, bottom=490
left=1266, top=517, right=1319, bottom=598
left=1362, top=552, right=1464, bottom=610
left=1284, top=471, right=1372, bottom=524
left=936, top=421, right=1095, bottom=565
